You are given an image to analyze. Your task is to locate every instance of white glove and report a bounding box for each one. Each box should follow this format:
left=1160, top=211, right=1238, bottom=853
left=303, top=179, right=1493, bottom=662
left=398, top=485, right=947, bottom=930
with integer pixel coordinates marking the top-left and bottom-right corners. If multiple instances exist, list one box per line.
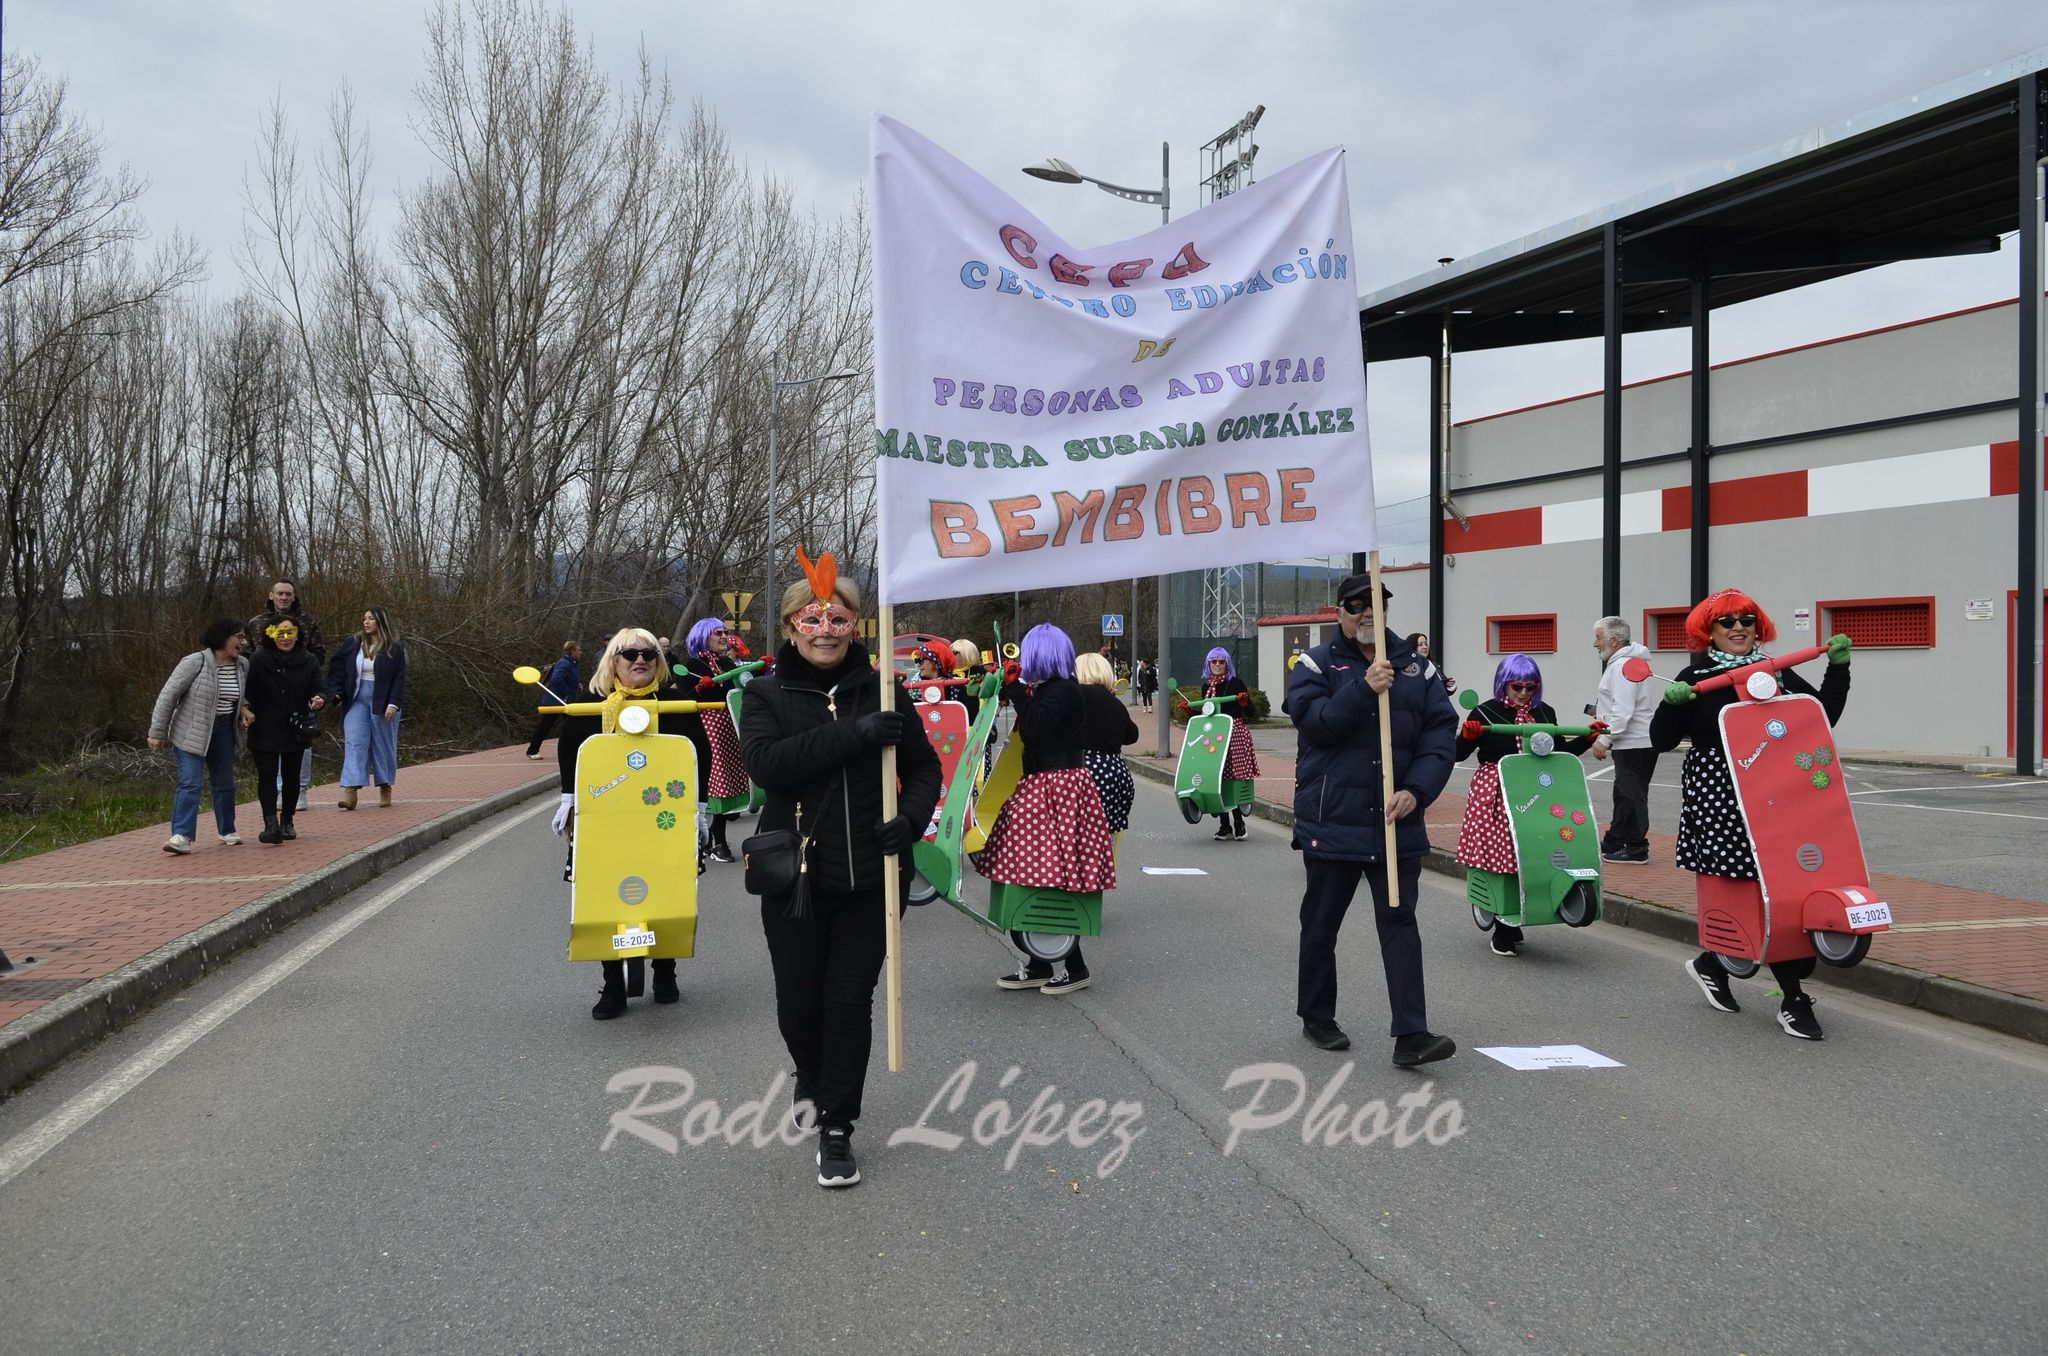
left=551, top=793, right=576, bottom=836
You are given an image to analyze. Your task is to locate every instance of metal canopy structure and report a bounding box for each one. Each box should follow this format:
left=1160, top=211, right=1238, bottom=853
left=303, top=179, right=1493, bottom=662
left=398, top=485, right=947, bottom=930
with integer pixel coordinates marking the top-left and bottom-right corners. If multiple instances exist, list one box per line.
left=1357, top=48, right=2048, bottom=774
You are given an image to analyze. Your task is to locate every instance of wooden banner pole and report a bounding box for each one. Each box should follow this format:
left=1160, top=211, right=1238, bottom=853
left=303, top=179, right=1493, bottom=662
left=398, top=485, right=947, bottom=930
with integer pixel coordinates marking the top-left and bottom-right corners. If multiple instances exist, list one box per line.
left=878, top=600, right=905, bottom=1072
left=1367, top=551, right=1401, bottom=901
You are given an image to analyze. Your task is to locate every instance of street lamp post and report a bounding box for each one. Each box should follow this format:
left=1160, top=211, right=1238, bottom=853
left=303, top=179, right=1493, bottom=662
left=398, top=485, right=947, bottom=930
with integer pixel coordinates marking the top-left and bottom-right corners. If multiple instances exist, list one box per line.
left=763, top=366, right=862, bottom=631
left=1022, top=143, right=1175, bottom=757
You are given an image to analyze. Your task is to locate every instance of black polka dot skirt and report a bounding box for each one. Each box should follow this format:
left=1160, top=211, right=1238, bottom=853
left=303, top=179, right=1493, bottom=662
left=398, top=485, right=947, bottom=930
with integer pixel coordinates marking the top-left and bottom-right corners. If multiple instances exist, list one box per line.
left=1084, top=750, right=1135, bottom=833
left=1675, top=744, right=1757, bottom=880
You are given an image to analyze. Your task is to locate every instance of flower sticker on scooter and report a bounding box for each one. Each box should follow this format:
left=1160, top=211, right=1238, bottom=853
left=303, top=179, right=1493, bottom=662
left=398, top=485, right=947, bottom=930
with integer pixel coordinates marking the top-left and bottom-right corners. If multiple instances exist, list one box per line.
left=1550, top=804, right=1566, bottom=818
left=655, top=810, right=676, bottom=830
left=665, top=780, right=687, bottom=800
left=641, top=787, right=662, bottom=806
left=1810, top=770, right=1831, bottom=789
left=1813, top=747, right=1834, bottom=767
left=1559, top=826, right=1576, bottom=842
left=1794, top=752, right=1815, bottom=770
left=1570, top=811, right=1586, bottom=825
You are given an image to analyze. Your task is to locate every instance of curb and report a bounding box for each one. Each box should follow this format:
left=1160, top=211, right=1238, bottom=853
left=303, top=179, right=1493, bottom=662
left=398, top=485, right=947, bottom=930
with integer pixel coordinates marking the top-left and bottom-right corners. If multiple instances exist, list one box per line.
left=0, top=774, right=555, bottom=1101
left=1128, top=757, right=2048, bottom=1046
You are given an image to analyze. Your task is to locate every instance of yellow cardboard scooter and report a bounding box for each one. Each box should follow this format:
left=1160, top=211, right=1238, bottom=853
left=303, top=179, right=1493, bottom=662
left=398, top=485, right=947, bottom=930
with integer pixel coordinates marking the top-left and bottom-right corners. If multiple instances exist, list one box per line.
left=515, top=666, right=723, bottom=963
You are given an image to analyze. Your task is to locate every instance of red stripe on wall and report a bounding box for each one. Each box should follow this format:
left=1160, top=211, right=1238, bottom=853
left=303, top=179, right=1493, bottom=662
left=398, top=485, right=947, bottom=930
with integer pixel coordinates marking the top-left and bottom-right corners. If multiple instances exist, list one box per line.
left=1662, top=485, right=1691, bottom=532
left=1709, top=469, right=1807, bottom=526
left=1990, top=438, right=2048, bottom=497
left=1444, top=506, right=1543, bottom=553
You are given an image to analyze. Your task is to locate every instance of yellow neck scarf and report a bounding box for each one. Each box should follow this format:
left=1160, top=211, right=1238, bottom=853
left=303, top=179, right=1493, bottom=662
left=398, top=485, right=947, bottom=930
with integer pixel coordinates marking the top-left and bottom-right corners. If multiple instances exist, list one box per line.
left=600, top=677, right=661, bottom=734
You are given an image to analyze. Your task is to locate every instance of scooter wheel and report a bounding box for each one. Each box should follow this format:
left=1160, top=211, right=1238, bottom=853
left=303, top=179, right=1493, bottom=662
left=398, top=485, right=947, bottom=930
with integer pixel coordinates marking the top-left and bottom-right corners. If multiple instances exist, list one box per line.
left=1178, top=796, right=1203, bottom=825
left=1811, top=929, right=1871, bottom=968
left=1557, top=883, right=1599, bottom=928
left=1470, top=903, right=1495, bottom=932
left=1716, top=952, right=1761, bottom=980
left=1014, top=929, right=1077, bottom=962
left=906, top=873, right=937, bottom=906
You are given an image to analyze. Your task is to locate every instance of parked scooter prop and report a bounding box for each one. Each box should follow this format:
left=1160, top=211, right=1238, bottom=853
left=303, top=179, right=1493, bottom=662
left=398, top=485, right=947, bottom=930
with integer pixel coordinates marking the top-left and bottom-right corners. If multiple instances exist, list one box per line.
left=515, top=666, right=723, bottom=964
left=1172, top=682, right=1252, bottom=826
left=1456, top=689, right=1604, bottom=933
left=1629, top=645, right=1892, bottom=972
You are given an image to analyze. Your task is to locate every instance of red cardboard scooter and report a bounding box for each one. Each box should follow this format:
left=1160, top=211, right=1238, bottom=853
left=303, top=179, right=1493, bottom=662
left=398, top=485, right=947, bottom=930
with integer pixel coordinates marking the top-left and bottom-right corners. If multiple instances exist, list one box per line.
left=1627, top=647, right=1893, bottom=975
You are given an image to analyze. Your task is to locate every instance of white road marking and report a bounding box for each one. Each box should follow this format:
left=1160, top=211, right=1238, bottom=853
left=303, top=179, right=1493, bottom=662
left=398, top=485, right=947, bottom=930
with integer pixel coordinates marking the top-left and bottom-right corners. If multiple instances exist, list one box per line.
left=0, top=804, right=542, bottom=1191
left=1848, top=781, right=2048, bottom=797
left=1851, top=802, right=2048, bottom=823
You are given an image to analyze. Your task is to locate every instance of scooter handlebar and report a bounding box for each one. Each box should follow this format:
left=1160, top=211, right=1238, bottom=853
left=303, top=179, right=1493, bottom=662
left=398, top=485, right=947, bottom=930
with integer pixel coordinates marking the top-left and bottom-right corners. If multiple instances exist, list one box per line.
left=1688, top=643, right=1828, bottom=695
left=1471, top=723, right=1599, bottom=739
left=536, top=700, right=723, bottom=716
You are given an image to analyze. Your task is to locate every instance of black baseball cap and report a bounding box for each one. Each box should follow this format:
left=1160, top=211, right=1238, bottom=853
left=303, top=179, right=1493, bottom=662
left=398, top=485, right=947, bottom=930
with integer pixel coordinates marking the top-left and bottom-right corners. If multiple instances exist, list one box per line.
left=1336, top=574, right=1392, bottom=605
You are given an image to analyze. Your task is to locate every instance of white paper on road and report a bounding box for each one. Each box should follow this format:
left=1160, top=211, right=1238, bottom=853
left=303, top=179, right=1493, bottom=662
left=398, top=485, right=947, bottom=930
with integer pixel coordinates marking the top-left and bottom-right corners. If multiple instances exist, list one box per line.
left=1475, top=1044, right=1625, bottom=1071
left=1142, top=867, right=1210, bottom=876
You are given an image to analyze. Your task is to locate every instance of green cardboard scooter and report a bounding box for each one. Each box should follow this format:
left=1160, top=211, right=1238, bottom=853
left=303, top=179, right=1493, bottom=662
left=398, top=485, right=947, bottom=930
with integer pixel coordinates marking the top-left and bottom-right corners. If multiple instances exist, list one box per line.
left=1171, top=681, right=1254, bottom=825
left=1457, top=690, right=1604, bottom=934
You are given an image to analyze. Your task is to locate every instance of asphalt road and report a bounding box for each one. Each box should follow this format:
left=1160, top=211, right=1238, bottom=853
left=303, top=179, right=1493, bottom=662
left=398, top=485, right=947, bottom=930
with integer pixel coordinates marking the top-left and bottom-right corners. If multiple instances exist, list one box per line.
left=1, top=779, right=2044, bottom=1355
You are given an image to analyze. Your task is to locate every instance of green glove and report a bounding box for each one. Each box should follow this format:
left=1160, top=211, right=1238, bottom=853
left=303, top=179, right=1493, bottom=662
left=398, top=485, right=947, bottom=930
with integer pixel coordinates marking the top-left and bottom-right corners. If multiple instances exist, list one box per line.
left=1826, top=633, right=1852, bottom=665
left=1662, top=681, right=1696, bottom=706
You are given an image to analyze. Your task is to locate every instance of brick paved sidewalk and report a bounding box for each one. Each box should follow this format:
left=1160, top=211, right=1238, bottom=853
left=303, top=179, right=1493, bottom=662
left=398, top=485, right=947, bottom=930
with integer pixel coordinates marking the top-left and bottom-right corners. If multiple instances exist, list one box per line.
left=0, top=747, right=552, bottom=1033
left=1135, top=730, right=2048, bottom=1017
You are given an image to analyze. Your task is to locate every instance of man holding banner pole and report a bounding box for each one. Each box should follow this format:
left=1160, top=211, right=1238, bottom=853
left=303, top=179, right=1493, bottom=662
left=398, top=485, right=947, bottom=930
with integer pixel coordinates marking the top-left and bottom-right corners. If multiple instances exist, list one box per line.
left=1284, top=572, right=1459, bottom=1065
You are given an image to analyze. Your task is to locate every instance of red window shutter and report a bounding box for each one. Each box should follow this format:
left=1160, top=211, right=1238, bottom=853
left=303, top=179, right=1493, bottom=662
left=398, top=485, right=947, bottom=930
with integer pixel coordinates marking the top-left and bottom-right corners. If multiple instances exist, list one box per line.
left=1492, top=616, right=1557, bottom=653
left=1646, top=609, right=1691, bottom=651
left=1822, top=599, right=1933, bottom=648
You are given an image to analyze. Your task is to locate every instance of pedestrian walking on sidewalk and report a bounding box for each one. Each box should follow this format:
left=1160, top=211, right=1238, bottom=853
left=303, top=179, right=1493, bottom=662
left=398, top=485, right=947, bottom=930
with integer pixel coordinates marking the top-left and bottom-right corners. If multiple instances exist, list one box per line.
left=245, top=618, right=327, bottom=843
left=1454, top=654, right=1595, bottom=956
left=739, top=549, right=942, bottom=1188
left=524, top=640, right=582, bottom=759
left=147, top=619, right=253, bottom=852
left=248, top=580, right=325, bottom=813
left=1284, top=575, right=1459, bottom=1067
left=1653, top=589, right=1850, bottom=1040
left=329, top=607, right=406, bottom=810
left=1589, top=617, right=1658, bottom=864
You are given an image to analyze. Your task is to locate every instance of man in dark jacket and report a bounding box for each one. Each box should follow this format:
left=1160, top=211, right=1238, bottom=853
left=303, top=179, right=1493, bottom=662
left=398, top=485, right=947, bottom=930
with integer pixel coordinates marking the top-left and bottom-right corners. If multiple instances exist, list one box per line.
left=1284, top=575, right=1459, bottom=1066
left=525, top=640, right=583, bottom=759
left=739, top=612, right=942, bottom=1188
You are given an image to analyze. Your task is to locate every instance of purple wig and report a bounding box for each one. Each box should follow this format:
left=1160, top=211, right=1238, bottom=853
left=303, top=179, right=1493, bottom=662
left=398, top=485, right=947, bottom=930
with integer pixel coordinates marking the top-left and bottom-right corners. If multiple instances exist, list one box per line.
left=1203, top=646, right=1236, bottom=681
left=1018, top=623, right=1076, bottom=683
left=685, top=617, right=728, bottom=654
left=1491, top=653, right=1543, bottom=706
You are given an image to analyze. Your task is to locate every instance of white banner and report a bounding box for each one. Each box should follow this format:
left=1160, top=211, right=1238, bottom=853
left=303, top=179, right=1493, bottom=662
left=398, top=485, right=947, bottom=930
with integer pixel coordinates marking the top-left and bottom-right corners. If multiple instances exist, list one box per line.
left=871, top=116, right=1375, bottom=605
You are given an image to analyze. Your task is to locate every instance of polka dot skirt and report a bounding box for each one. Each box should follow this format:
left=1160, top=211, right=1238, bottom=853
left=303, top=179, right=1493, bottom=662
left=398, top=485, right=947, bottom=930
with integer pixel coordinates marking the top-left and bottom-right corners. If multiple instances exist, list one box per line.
left=702, top=708, right=750, bottom=799
left=1675, top=745, right=1758, bottom=879
left=970, top=767, right=1117, bottom=892
left=1085, top=750, right=1135, bottom=833
left=1223, top=722, right=1260, bottom=781
left=1455, top=761, right=1520, bottom=874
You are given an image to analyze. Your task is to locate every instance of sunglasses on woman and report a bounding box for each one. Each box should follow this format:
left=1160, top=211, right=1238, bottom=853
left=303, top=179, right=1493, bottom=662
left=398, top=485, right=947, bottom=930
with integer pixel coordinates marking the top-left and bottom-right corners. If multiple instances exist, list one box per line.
left=616, top=647, right=661, bottom=663
left=1506, top=681, right=1536, bottom=692
left=1712, top=614, right=1758, bottom=629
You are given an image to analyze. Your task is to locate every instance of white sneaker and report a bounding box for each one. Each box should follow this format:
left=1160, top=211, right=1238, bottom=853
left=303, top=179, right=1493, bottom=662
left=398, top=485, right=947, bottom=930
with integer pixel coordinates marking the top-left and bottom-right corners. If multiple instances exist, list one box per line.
left=163, top=834, right=194, bottom=854
left=296, top=795, right=310, bottom=812
left=219, top=832, right=243, bottom=846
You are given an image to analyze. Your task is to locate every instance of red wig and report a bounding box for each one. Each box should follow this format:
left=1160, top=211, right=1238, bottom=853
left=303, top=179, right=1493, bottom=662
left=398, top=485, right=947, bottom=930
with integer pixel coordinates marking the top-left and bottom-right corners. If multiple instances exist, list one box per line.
left=1684, top=588, right=1777, bottom=652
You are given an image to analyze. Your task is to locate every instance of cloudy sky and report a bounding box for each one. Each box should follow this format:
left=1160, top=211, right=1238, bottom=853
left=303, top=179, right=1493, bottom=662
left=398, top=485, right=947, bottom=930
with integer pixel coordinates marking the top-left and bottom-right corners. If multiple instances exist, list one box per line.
left=12, top=1, right=2048, bottom=532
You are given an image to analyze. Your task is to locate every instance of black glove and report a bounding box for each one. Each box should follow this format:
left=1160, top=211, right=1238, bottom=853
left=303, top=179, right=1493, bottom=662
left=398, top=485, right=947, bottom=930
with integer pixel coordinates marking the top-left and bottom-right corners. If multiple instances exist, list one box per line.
left=875, top=813, right=918, bottom=855
left=854, top=709, right=909, bottom=748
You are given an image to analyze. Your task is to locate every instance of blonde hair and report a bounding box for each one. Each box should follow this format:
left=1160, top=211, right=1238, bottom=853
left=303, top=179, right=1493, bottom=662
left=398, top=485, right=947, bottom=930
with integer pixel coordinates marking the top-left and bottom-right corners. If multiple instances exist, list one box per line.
left=1075, top=652, right=1116, bottom=689
left=589, top=627, right=662, bottom=696
left=951, top=638, right=982, bottom=670
left=779, top=576, right=863, bottom=627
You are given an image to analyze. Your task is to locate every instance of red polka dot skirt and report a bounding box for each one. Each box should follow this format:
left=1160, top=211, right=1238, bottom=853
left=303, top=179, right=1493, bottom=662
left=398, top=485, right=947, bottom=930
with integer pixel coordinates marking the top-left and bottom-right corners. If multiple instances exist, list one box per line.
left=1455, top=761, right=1520, bottom=874
left=1223, top=722, right=1259, bottom=782
left=703, top=708, right=750, bottom=800
left=970, top=767, right=1116, bottom=892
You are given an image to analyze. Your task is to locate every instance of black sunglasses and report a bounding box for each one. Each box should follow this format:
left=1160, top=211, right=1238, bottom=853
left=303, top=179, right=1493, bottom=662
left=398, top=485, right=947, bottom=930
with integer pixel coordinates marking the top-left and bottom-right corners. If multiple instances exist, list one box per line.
left=1338, top=597, right=1371, bottom=615
left=1712, top=614, right=1758, bottom=629
left=616, top=647, right=660, bottom=662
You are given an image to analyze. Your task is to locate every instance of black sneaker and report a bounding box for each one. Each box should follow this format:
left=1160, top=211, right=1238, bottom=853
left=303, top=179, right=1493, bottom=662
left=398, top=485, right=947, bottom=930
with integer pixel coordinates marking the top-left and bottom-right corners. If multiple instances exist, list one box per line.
left=817, top=1129, right=860, bottom=1187
left=1302, top=1020, right=1351, bottom=1051
left=651, top=965, right=679, bottom=1004
left=1778, top=994, right=1824, bottom=1040
left=1213, top=819, right=1233, bottom=841
left=998, top=959, right=1053, bottom=991
left=1231, top=810, right=1247, bottom=840
left=1601, top=847, right=1649, bottom=864
left=709, top=842, right=736, bottom=864
left=1686, top=955, right=1741, bottom=1013
left=590, top=987, right=626, bottom=1021
left=1042, top=962, right=1091, bottom=995
left=1490, top=929, right=1521, bottom=956
left=1392, top=1031, right=1456, bottom=1067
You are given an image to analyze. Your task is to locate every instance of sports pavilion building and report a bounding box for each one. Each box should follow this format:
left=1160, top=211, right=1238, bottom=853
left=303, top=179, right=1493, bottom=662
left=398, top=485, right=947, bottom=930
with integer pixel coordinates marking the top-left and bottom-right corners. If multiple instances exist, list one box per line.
left=1343, top=48, right=2048, bottom=769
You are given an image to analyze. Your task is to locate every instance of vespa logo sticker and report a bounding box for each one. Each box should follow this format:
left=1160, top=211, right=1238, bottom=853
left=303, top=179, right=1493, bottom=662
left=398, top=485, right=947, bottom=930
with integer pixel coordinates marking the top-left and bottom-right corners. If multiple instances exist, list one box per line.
left=1513, top=792, right=1541, bottom=814
left=589, top=772, right=630, bottom=799
left=1735, top=738, right=1771, bottom=770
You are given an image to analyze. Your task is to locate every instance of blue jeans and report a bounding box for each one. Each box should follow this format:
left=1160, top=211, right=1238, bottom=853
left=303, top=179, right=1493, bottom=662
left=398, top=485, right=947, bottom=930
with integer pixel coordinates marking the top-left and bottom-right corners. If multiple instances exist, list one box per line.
left=173, top=715, right=240, bottom=840
left=340, top=696, right=399, bottom=788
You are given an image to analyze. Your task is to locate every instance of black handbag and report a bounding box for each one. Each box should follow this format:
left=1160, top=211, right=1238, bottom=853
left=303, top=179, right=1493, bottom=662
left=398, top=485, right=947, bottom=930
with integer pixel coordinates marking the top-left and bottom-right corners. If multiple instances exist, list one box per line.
left=742, top=801, right=817, bottom=919
left=289, top=708, right=321, bottom=744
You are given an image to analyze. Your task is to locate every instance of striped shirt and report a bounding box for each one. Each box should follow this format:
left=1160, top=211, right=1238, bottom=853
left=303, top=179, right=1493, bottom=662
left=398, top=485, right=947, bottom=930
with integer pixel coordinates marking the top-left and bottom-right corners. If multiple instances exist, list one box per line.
left=215, top=663, right=241, bottom=716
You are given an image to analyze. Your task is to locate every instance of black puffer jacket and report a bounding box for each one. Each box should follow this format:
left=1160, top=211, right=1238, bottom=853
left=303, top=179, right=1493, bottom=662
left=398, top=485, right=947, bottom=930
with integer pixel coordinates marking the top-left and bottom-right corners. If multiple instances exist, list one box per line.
left=739, top=642, right=943, bottom=894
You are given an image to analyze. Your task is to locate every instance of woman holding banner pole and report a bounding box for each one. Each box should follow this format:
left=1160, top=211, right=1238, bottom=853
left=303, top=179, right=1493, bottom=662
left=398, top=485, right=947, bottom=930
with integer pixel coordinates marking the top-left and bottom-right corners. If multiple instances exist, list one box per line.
left=739, top=550, right=941, bottom=1188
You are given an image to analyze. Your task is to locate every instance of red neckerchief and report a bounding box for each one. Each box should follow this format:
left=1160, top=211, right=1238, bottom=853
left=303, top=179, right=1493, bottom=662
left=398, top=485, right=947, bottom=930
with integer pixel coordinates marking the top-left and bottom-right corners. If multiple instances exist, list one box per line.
left=1505, top=699, right=1535, bottom=751
left=1203, top=675, right=1226, bottom=698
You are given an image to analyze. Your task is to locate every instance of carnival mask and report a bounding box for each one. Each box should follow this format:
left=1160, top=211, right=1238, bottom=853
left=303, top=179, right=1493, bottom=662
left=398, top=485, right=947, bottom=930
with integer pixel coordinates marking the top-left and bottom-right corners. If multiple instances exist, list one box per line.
left=791, top=602, right=857, bottom=636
